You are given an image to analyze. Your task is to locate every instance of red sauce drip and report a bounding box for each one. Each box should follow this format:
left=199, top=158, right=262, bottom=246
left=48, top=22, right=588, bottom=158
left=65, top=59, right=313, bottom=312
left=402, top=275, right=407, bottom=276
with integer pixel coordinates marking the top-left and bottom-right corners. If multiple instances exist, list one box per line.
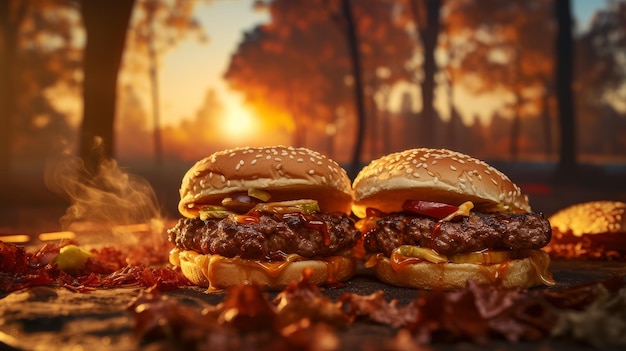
left=429, top=222, right=443, bottom=249
left=494, top=260, right=512, bottom=281
left=283, top=213, right=331, bottom=246
left=236, top=215, right=260, bottom=224
left=305, top=219, right=330, bottom=246
left=389, top=251, right=423, bottom=271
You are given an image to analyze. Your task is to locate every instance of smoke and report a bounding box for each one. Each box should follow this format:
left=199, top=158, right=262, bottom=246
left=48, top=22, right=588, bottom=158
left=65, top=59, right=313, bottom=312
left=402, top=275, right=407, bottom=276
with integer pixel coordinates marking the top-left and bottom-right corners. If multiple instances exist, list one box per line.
left=44, top=143, right=165, bottom=248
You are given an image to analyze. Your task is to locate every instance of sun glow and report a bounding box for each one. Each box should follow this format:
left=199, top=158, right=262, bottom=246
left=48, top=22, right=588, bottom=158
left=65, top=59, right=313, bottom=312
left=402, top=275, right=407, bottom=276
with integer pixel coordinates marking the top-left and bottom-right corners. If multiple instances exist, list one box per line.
left=220, top=101, right=259, bottom=141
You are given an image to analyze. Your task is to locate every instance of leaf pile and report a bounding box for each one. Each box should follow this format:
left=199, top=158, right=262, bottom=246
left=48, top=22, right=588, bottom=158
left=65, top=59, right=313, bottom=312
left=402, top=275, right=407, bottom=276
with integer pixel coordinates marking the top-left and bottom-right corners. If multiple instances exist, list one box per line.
left=128, top=270, right=343, bottom=351
left=127, top=272, right=626, bottom=350
left=0, top=240, right=190, bottom=293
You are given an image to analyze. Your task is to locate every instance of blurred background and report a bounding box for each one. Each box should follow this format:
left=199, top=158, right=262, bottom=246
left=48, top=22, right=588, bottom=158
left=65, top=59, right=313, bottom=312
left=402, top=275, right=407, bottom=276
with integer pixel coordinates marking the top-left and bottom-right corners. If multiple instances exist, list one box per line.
left=1, top=0, right=625, bottom=239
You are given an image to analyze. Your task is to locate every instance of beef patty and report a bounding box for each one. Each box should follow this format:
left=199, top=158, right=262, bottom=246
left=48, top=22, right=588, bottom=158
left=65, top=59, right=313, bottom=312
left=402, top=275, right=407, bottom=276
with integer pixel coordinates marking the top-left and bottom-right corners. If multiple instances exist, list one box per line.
left=364, top=212, right=551, bottom=256
left=168, top=212, right=360, bottom=260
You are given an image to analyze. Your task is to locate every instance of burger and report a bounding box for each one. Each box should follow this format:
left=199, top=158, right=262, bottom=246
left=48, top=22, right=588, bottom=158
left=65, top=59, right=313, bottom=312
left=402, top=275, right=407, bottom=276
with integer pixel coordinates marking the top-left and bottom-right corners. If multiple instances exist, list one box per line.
left=546, top=200, right=626, bottom=260
left=351, top=148, right=555, bottom=289
left=167, top=145, right=360, bottom=290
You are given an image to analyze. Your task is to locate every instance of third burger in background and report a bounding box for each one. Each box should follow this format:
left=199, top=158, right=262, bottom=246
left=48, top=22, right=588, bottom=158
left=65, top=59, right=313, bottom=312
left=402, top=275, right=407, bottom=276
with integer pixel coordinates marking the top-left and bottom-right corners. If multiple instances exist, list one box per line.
left=352, top=148, right=555, bottom=289
left=546, top=200, right=626, bottom=260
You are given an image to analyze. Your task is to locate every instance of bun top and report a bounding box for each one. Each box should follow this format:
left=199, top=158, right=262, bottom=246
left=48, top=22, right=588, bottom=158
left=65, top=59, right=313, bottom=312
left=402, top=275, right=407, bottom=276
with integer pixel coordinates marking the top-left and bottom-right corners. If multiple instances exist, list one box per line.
left=179, top=145, right=353, bottom=217
left=549, top=201, right=626, bottom=237
left=351, top=148, right=530, bottom=217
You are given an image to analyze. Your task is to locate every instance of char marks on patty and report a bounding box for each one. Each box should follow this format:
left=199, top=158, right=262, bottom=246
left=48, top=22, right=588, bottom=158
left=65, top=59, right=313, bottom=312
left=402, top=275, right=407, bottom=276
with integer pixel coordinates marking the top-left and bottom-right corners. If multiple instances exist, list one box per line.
left=168, top=212, right=360, bottom=260
left=364, top=212, right=552, bottom=256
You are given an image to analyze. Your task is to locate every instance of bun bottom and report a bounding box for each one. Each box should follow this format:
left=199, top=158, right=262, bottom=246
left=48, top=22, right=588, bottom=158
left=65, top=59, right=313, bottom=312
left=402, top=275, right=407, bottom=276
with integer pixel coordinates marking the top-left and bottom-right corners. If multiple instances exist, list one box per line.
left=170, top=249, right=356, bottom=290
left=370, top=250, right=554, bottom=289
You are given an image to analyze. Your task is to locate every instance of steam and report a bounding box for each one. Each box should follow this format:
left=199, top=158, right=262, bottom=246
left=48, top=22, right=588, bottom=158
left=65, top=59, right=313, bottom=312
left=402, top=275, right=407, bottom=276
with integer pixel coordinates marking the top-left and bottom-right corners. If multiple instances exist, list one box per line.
left=44, top=144, right=165, bottom=248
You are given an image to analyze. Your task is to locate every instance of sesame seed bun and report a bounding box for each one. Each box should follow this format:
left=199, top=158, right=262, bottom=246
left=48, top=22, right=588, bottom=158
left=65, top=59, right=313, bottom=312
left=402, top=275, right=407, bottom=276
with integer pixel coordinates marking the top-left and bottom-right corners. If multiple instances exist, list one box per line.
left=351, top=148, right=530, bottom=218
left=546, top=201, right=626, bottom=260
left=352, top=148, right=551, bottom=290
left=178, top=145, right=353, bottom=218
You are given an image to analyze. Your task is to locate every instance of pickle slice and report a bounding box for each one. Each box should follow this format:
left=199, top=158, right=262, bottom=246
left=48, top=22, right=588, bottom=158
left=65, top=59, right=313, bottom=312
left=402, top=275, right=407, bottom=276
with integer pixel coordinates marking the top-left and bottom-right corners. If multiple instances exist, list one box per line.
left=391, top=246, right=514, bottom=265
left=199, top=205, right=233, bottom=220
left=253, top=199, right=320, bottom=214
left=393, top=245, right=448, bottom=263
left=449, top=250, right=512, bottom=264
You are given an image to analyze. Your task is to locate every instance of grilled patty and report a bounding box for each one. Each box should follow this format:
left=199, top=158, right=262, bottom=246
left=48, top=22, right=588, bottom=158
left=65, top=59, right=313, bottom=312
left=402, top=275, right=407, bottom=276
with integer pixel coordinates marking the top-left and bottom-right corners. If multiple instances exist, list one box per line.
left=364, top=212, right=551, bottom=256
left=168, top=212, right=360, bottom=260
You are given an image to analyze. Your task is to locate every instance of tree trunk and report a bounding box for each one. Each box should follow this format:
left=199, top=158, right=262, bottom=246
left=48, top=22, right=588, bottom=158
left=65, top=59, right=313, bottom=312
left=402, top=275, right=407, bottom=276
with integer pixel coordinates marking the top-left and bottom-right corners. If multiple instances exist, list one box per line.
left=541, top=84, right=553, bottom=158
left=410, top=0, right=441, bottom=148
left=147, top=18, right=163, bottom=166
left=79, top=0, right=135, bottom=174
left=341, top=0, right=367, bottom=178
left=554, top=0, right=577, bottom=177
left=0, top=1, right=27, bottom=178
left=510, top=91, right=522, bottom=161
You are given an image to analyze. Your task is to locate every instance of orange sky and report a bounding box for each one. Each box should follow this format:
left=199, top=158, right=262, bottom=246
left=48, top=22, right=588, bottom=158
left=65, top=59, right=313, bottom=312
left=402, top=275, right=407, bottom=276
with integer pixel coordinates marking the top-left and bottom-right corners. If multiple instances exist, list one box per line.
left=158, top=1, right=268, bottom=140
left=153, top=0, right=603, bottom=135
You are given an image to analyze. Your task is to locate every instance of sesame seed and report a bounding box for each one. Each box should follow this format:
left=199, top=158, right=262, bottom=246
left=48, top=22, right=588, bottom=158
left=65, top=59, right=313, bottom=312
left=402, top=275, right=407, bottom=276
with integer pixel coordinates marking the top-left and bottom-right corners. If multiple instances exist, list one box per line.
left=308, top=169, right=315, bottom=175
left=220, top=175, right=226, bottom=183
left=297, top=158, right=304, bottom=163
left=251, top=159, right=257, bottom=165
left=450, top=165, right=457, bottom=171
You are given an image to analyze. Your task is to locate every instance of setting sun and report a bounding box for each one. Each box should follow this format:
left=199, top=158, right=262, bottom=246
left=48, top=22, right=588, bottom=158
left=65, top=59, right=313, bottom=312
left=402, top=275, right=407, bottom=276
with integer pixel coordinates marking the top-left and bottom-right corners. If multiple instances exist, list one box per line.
left=220, top=100, right=259, bottom=141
